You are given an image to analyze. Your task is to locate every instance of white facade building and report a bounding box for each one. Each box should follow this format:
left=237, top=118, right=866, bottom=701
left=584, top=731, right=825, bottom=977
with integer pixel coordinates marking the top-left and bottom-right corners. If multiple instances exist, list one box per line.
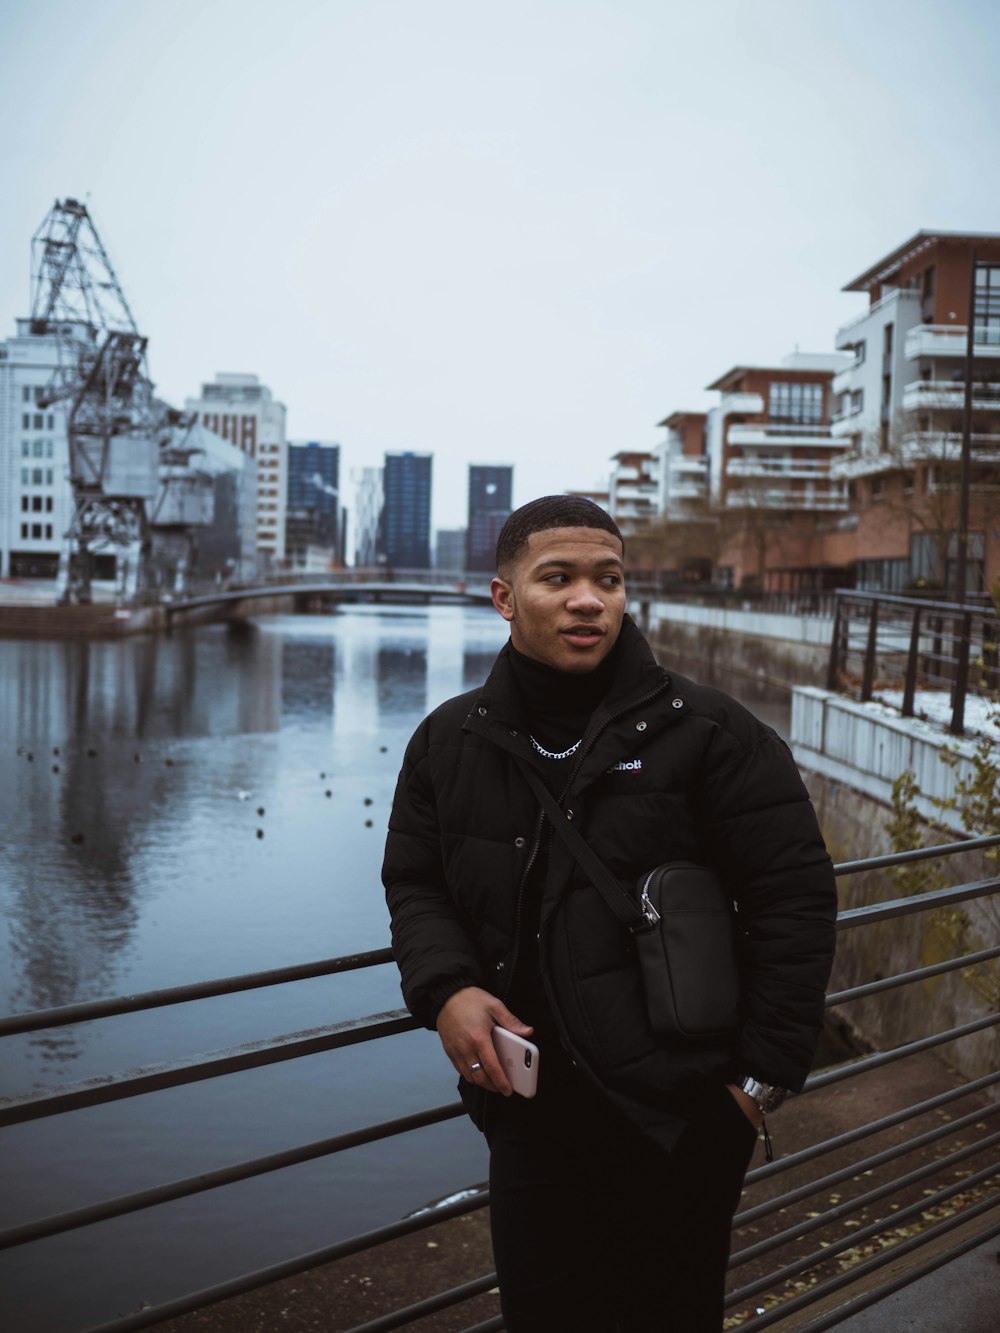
left=607, top=451, right=659, bottom=533
left=185, top=373, right=286, bottom=566
left=0, top=318, right=79, bottom=580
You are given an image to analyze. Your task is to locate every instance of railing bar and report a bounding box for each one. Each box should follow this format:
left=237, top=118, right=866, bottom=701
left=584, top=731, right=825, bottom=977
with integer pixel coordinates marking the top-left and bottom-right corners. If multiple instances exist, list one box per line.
left=0, top=1102, right=467, bottom=1250
left=1, top=856, right=995, bottom=1037
left=730, top=1136, right=1000, bottom=1271
left=458, top=1318, right=505, bottom=1333
left=78, top=1190, right=490, bottom=1333
left=802, top=1013, right=1000, bottom=1095
left=724, top=1192, right=1000, bottom=1330
left=835, top=878, right=1000, bottom=928
left=726, top=1160, right=1000, bottom=1307
left=742, top=1072, right=1000, bottom=1192
left=781, top=1215, right=1000, bottom=1333
left=0, top=1011, right=420, bottom=1127
left=833, top=833, right=1000, bottom=876
left=826, top=945, right=1000, bottom=1005
left=345, top=1272, right=499, bottom=1333
left=0, top=948, right=396, bottom=1037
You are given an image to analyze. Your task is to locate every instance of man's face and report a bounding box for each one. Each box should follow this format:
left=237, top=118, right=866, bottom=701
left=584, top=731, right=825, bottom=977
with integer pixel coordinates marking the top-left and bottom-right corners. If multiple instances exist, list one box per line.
left=490, top=526, right=626, bottom=673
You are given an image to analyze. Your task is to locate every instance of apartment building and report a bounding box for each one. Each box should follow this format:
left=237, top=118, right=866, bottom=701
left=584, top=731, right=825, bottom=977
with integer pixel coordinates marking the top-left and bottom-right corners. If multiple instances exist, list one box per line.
left=608, top=451, right=659, bottom=534
left=186, top=373, right=286, bottom=565
left=656, top=412, right=708, bottom=520
left=701, top=353, right=852, bottom=588
left=831, top=230, right=1000, bottom=592
left=466, top=464, right=512, bottom=573
left=380, top=451, right=432, bottom=569
left=0, top=318, right=75, bottom=579
left=352, top=466, right=383, bottom=567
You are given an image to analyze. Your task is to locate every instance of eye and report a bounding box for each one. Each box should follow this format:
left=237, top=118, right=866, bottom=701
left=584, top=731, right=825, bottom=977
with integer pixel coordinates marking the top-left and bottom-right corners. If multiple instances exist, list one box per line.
left=601, top=574, right=622, bottom=587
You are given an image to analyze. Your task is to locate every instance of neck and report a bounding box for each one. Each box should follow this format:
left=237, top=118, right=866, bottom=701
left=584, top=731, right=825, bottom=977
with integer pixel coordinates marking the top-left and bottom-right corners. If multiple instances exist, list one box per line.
left=508, top=640, right=618, bottom=727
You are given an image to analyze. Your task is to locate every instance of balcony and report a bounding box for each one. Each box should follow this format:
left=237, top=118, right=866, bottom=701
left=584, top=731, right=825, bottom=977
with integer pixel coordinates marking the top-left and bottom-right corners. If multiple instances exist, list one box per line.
left=724, top=486, right=848, bottom=512
left=832, top=365, right=860, bottom=395
left=727, top=458, right=836, bottom=480
left=666, top=481, right=708, bottom=502
left=669, top=454, right=708, bottom=476
left=728, top=423, right=839, bottom=448
left=901, top=380, right=1000, bottom=412
left=904, top=325, right=1000, bottom=362
left=898, top=431, right=1000, bottom=463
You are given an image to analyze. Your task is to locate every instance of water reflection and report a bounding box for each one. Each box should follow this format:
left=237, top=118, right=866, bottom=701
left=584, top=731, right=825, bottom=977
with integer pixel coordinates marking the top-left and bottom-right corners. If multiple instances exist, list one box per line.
left=377, top=645, right=428, bottom=717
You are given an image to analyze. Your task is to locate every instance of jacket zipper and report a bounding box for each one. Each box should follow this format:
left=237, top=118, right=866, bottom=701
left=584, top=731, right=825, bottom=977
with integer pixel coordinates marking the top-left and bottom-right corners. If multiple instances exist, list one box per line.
left=532, top=678, right=673, bottom=1086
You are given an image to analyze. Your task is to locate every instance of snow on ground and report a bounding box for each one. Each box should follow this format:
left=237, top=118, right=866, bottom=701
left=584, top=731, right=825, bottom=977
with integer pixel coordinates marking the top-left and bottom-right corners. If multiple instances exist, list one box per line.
left=870, top=689, right=1000, bottom=742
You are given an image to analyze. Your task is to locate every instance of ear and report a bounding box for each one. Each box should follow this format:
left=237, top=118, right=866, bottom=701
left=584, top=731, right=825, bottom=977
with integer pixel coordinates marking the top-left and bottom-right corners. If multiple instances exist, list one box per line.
left=491, top=576, right=515, bottom=623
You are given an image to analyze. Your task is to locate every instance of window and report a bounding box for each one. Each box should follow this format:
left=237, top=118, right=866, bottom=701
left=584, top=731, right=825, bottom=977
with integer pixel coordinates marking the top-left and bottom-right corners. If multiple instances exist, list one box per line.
left=46, top=440, right=53, bottom=458
left=884, top=323, right=894, bottom=357
left=854, top=340, right=866, bottom=366
left=21, top=497, right=29, bottom=512
left=21, top=467, right=29, bottom=485
left=768, top=381, right=824, bottom=424
left=45, top=469, right=53, bottom=484
left=871, top=476, right=886, bottom=502
left=31, top=523, right=42, bottom=539
left=32, top=496, right=42, bottom=512
left=851, top=389, right=864, bottom=414
left=20, top=523, right=29, bottom=539
left=32, top=468, right=43, bottom=484
left=33, top=413, right=43, bottom=429
left=33, top=440, right=44, bottom=457
left=22, top=413, right=30, bottom=429
left=22, top=386, right=30, bottom=402
left=46, top=415, right=54, bottom=430
left=21, top=440, right=30, bottom=457
left=44, top=524, right=52, bottom=539
left=45, top=497, right=53, bottom=512
left=975, top=264, right=1000, bottom=346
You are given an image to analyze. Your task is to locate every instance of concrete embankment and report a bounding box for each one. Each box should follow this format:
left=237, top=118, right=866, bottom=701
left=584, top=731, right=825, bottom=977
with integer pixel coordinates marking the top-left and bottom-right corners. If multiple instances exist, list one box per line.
left=0, top=600, right=166, bottom=638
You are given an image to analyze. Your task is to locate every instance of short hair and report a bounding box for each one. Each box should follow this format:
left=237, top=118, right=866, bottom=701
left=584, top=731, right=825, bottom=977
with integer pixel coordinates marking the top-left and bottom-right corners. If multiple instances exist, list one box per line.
left=495, top=496, right=623, bottom=576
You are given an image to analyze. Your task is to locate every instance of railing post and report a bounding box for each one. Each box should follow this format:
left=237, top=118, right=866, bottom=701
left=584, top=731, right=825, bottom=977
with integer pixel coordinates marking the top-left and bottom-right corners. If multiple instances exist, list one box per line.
left=902, top=604, right=922, bottom=718
left=827, top=596, right=844, bottom=691
left=861, top=598, right=879, bottom=702
left=950, top=610, right=972, bottom=736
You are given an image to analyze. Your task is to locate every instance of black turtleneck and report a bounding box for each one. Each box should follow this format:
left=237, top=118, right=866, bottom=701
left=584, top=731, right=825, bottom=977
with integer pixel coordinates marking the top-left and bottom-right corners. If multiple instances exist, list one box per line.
left=508, top=638, right=620, bottom=763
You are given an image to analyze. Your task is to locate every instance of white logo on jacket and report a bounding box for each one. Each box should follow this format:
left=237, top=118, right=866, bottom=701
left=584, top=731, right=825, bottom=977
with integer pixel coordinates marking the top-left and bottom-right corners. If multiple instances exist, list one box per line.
left=608, top=758, right=642, bottom=772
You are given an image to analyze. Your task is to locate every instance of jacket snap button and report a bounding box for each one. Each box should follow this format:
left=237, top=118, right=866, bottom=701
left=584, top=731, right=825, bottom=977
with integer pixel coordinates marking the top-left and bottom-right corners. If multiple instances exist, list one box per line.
left=635, top=721, right=647, bottom=731
left=477, top=706, right=487, bottom=716
left=514, top=836, right=526, bottom=848
left=509, top=728, right=518, bottom=736
left=671, top=698, right=683, bottom=710
left=566, top=809, right=574, bottom=820
left=496, top=959, right=505, bottom=971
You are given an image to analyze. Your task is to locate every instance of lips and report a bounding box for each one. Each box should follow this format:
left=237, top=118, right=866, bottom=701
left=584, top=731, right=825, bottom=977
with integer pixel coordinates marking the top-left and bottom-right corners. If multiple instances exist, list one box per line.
left=561, top=625, right=606, bottom=645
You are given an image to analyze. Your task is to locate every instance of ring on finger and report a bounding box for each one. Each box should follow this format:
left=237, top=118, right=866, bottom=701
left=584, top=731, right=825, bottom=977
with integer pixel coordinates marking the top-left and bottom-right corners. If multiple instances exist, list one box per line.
left=469, top=1062, right=482, bottom=1072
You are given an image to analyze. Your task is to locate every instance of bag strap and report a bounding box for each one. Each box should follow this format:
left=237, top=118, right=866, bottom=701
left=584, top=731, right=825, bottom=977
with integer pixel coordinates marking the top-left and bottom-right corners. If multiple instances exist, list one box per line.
left=514, top=757, right=652, bottom=934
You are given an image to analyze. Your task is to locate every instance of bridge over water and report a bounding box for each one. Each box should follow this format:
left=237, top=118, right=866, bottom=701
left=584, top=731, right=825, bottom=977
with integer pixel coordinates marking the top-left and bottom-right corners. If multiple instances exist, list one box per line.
left=163, top=572, right=495, bottom=628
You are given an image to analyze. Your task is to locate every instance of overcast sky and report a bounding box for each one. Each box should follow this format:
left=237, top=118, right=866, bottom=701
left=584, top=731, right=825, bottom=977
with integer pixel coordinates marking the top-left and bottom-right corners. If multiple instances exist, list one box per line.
left=3, top=0, right=999, bottom=531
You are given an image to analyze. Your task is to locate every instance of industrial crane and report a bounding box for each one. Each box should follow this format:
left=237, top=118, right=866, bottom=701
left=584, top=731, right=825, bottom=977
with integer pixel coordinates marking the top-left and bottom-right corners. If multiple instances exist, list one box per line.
left=31, top=198, right=198, bottom=604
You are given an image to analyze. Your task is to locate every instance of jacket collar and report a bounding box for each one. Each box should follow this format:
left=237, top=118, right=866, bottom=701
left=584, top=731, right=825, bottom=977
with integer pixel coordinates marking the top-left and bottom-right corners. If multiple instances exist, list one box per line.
left=463, top=617, right=682, bottom=777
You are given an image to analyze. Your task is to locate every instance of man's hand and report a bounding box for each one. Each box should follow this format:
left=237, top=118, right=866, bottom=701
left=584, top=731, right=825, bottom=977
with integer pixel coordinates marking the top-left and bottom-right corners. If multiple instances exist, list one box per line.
left=726, top=1083, right=764, bottom=1129
left=436, top=987, right=534, bottom=1096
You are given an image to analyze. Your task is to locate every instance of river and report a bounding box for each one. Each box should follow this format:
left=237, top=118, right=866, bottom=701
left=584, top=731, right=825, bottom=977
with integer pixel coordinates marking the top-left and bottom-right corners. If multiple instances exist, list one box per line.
left=0, top=605, right=792, bottom=1332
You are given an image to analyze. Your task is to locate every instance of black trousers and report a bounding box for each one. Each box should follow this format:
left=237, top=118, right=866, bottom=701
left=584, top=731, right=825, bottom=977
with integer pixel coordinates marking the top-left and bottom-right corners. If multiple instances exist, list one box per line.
left=487, top=1083, right=757, bottom=1333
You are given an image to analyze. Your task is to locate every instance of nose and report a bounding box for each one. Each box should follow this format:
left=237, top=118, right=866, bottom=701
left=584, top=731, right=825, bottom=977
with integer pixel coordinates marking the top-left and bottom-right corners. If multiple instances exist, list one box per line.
left=565, top=582, right=605, bottom=614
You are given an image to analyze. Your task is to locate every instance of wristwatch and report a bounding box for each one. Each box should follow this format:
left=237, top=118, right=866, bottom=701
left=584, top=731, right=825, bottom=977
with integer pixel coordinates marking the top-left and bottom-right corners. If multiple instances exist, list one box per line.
left=738, top=1076, right=788, bottom=1115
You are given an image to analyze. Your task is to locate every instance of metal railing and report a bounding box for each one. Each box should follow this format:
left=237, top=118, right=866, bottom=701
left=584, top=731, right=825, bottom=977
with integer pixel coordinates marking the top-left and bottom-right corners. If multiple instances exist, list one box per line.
left=2, top=838, right=999, bottom=1332
left=826, top=589, right=999, bottom=735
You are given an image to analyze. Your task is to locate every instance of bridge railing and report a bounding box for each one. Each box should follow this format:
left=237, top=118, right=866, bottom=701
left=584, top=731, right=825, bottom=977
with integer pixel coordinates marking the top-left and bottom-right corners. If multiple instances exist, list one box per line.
left=2, top=837, right=999, bottom=1332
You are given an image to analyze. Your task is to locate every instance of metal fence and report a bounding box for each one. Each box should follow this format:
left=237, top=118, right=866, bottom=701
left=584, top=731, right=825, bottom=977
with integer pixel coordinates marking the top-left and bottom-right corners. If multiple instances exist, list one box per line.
left=827, top=589, right=1000, bottom=735
left=2, top=837, right=999, bottom=1333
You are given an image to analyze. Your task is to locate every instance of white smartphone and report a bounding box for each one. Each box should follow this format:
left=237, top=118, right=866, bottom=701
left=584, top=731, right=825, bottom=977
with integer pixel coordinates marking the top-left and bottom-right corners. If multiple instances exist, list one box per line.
left=492, top=1026, right=540, bottom=1099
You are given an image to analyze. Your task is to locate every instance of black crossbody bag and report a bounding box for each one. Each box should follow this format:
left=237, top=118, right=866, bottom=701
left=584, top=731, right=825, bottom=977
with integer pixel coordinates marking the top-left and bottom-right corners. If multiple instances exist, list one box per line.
left=516, top=759, right=742, bottom=1039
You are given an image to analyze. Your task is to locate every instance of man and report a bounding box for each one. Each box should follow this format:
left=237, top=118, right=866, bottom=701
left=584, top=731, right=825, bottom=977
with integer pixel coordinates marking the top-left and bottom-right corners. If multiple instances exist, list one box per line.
left=383, top=496, right=837, bottom=1332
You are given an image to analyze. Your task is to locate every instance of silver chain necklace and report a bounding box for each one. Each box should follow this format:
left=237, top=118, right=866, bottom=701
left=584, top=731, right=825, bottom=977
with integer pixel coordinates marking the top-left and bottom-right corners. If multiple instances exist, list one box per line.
left=529, top=734, right=583, bottom=760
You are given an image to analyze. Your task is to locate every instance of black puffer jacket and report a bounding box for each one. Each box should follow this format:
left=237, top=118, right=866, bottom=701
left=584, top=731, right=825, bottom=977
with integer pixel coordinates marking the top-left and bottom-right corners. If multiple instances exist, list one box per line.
left=383, top=618, right=837, bottom=1147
